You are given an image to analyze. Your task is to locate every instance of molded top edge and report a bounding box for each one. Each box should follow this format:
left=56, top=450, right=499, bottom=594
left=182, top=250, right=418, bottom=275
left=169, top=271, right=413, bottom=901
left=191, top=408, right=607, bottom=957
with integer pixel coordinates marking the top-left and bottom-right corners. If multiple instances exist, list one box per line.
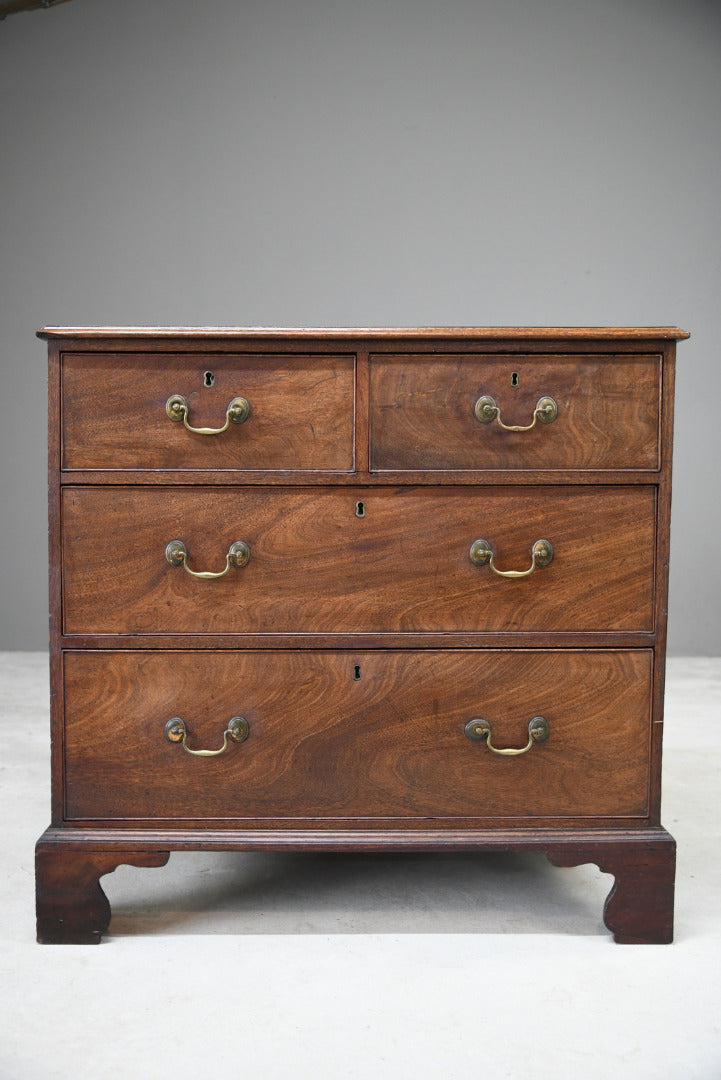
left=37, top=325, right=690, bottom=341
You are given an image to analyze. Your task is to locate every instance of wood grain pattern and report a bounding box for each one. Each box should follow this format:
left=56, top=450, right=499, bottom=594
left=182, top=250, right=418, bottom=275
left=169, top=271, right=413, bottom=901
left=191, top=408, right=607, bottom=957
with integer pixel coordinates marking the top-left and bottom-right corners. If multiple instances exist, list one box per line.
left=62, top=650, right=652, bottom=822
left=370, top=353, right=661, bottom=470
left=61, top=485, right=656, bottom=635
left=62, top=352, right=355, bottom=471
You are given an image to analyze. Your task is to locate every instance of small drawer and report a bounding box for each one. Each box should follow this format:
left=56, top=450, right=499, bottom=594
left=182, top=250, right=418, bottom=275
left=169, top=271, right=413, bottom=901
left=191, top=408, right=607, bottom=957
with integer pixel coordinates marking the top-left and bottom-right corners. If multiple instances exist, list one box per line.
left=62, top=649, right=652, bottom=822
left=61, top=352, right=355, bottom=471
left=370, top=353, right=661, bottom=471
left=61, top=485, right=656, bottom=635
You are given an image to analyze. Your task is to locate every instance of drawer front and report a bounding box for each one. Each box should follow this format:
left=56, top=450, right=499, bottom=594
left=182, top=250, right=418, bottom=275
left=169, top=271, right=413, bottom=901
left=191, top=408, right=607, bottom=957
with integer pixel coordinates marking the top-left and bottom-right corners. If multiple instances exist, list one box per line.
left=62, top=485, right=655, bottom=635
left=370, top=353, right=661, bottom=470
left=61, top=352, right=355, bottom=470
left=63, top=649, right=651, bottom=822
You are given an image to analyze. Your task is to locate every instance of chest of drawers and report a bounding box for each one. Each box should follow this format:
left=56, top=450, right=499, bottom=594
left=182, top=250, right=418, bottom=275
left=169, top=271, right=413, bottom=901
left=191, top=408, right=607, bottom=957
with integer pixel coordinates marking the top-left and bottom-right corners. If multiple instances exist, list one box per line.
left=35, top=326, right=688, bottom=943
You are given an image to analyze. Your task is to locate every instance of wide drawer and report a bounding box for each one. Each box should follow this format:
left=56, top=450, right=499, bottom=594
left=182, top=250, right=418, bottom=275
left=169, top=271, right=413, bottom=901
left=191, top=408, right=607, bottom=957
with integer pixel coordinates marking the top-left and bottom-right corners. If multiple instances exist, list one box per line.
left=63, top=649, right=652, bottom=822
left=61, top=352, right=355, bottom=470
left=370, top=353, right=661, bottom=470
left=62, top=485, right=656, bottom=635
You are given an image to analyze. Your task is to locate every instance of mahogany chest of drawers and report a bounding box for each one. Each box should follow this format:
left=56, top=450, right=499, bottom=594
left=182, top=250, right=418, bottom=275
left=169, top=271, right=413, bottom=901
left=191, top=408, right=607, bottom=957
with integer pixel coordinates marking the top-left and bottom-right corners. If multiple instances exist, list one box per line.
left=35, top=326, right=688, bottom=943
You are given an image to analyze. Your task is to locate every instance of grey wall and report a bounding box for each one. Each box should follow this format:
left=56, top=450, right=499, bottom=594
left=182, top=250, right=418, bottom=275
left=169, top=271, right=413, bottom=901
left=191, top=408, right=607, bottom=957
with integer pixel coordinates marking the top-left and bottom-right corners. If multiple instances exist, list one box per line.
left=1, top=0, right=719, bottom=653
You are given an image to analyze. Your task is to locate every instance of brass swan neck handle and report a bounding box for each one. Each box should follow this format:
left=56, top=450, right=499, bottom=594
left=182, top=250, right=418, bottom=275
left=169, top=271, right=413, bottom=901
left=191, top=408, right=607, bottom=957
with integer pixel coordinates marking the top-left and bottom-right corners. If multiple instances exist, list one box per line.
left=465, top=715, right=550, bottom=755
left=165, top=716, right=249, bottom=756
left=474, top=394, right=557, bottom=432
left=165, top=539, right=250, bottom=579
left=166, top=394, right=250, bottom=435
left=469, top=538, right=554, bottom=578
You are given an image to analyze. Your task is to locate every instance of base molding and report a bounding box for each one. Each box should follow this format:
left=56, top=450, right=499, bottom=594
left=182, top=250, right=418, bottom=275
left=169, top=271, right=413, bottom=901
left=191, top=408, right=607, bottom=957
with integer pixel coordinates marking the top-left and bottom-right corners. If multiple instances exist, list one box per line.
left=35, top=826, right=675, bottom=944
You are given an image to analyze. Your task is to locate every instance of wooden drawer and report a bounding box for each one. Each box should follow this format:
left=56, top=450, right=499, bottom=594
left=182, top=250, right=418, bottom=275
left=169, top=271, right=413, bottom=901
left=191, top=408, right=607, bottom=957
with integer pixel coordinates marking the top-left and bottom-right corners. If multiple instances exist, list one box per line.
left=370, top=353, right=661, bottom=471
left=63, top=649, right=652, bottom=822
left=61, top=352, right=355, bottom=471
left=61, top=485, right=656, bottom=635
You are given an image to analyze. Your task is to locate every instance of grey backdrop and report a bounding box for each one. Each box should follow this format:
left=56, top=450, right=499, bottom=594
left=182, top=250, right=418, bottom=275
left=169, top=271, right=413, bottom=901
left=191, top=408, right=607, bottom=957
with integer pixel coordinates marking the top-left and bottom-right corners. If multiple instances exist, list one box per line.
left=1, top=0, right=719, bottom=653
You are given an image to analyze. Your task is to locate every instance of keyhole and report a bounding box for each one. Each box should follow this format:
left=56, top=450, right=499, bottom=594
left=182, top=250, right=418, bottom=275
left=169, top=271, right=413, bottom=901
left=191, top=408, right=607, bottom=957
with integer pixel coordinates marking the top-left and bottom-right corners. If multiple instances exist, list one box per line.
left=511, top=372, right=519, bottom=387
left=203, top=370, right=215, bottom=387
left=353, top=665, right=362, bottom=681
left=355, top=501, right=365, bottom=518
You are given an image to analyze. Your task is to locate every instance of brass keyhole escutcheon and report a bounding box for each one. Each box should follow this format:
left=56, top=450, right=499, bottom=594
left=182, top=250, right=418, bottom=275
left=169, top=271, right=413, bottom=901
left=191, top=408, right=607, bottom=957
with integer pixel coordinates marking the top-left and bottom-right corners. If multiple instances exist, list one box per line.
left=203, top=370, right=215, bottom=387
left=355, top=501, right=365, bottom=518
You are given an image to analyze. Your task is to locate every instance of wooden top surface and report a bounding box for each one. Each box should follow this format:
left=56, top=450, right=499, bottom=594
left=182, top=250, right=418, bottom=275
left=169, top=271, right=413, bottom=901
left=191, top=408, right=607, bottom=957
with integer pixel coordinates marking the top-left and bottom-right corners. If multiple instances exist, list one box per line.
left=38, top=326, right=690, bottom=341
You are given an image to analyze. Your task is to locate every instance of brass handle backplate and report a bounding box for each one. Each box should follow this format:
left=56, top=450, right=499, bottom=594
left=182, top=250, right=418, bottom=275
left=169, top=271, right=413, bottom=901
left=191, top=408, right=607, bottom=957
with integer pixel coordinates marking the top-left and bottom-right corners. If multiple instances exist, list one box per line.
left=165, top=715, right=250, bottom=756
left=469, top=538, right=553, bottom=578
left=166, top=393, right=250, bottom=434
left=465, top=715, right=550, bottom=755
left=474, top=394, right=557, bottom=431
left=165, top=539, right=250, bottom=579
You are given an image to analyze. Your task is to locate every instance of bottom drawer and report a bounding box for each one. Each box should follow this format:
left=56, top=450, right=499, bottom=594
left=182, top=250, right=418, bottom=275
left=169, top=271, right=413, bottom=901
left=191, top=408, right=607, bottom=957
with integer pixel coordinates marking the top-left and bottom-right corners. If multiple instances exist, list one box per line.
left=62, top=649, right=652, bottom=823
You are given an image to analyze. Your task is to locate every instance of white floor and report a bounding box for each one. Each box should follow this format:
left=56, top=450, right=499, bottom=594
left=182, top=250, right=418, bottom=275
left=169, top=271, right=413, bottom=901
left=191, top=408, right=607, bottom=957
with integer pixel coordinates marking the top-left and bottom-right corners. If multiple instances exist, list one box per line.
left=1, top=654, right=719, bottom=1079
